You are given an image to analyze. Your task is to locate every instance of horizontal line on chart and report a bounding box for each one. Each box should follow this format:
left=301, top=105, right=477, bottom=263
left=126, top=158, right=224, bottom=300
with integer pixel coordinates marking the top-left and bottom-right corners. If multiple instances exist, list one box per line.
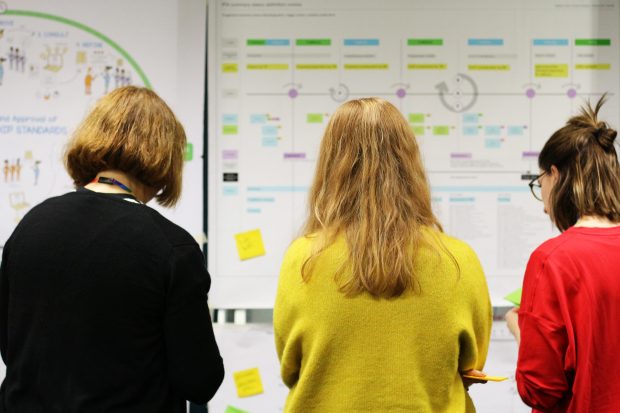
left=246, top=53, right=332, bottom=58
left=221, top=7, right=579, bottom=11
left=247, top=186, right=310, bottom=192
left=246, top=92, right=612, bottom=96
left=457, top=92, right=611, bottom=96
left=427, top=170, right=532, bottom=174
left=467, top=54, right=518, bottom=58
left=241, top=185, right=532, bottom=193
left=349, top=93, right=399, bottom=96
left=344, top=54, right=376, bottom=58
left=432, top=186, right=530, bottom=192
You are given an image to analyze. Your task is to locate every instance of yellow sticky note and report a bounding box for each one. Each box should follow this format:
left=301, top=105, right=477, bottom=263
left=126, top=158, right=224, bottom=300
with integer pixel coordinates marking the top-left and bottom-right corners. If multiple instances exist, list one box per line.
left=235, top=229, right=266, bottom=260
left=233, top=367, right=264, bottom=398
left=222, top=63, right=238, bottom=73
left=535, top=64, right=568, bottom=78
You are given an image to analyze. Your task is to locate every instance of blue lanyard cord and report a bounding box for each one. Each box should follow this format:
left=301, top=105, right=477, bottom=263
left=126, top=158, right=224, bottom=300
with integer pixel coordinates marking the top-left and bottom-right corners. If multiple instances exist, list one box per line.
left=95, top=176, right=133, bottom=193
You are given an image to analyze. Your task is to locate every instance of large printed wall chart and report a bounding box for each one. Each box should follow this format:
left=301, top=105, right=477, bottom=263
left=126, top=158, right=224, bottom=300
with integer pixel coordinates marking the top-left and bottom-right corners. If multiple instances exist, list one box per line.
left=208, top=0, right=620, bottom=308
left=0, top=0, right=206, bottom=249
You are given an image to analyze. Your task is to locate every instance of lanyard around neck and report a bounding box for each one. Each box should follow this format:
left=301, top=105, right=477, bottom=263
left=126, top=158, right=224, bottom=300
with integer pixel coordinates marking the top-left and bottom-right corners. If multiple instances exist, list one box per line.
left=92, top=176, right=133, bottom=193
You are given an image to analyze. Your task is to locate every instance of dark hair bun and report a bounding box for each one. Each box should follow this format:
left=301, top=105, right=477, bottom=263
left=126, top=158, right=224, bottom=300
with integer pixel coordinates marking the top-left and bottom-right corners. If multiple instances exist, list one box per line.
left=595, top=125, right=617, bottom=150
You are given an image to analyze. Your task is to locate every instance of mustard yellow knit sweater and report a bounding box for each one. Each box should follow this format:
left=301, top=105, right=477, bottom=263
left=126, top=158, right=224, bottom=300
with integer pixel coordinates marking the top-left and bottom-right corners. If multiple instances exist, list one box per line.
left=274, top=230, right=492, bottom=413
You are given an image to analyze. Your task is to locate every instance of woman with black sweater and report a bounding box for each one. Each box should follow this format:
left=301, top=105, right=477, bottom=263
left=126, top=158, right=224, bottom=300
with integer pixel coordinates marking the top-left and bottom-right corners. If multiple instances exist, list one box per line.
left=0, top=86, right=224, bottom=412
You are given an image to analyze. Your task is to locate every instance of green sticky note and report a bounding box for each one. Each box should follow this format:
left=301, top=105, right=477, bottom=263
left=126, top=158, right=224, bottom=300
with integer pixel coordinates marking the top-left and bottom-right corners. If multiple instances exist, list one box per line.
left=504, top=288, right=522, bottom=306
left=223, top=125, right=238, bottom=135
left=408, top=113, right=425, bottom=123
left=307, top=113, right=324, bottom=123
left=184, top=143, right=193, bottom=161
left=433, top=125, right=450, bottom=136
left=411, top=126, right=425, bottom=136
left=226, top=406, right=250, bottom=413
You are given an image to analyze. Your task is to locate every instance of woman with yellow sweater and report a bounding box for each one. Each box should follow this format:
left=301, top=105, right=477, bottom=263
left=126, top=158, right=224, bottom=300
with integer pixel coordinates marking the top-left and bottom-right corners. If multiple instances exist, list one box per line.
left=274, top=98, right=492, bottom=413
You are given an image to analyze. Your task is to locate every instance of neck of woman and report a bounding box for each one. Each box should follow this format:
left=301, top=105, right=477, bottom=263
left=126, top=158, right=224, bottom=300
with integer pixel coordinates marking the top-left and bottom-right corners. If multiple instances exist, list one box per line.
left=574, top=215, right=620, bottom=228
left=84, top=169, right=155, bottom=204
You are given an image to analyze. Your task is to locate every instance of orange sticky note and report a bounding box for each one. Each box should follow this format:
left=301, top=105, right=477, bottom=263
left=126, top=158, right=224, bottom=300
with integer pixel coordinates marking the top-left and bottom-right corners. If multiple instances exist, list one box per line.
left=463, top=374, right=508, bottom=382
left=233, top=367, right=264, bottom=398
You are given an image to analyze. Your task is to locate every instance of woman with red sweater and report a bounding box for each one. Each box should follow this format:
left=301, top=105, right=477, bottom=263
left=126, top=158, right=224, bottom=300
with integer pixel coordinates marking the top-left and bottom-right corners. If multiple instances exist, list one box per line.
left=506, top=96, right=620, bottom=412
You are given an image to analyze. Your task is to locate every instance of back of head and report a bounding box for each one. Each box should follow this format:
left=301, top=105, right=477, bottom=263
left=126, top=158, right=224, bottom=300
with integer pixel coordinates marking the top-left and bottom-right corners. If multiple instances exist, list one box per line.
left=64, top=86, right=186, bottom=207
left=303, top=98, right=442, bottom=298
left=539, top=94, right=620, bottom=230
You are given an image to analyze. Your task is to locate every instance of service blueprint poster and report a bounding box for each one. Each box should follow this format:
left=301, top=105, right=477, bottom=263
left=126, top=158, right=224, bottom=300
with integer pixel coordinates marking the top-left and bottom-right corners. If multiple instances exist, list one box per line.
left=208, top=0, right=620, bottom=307
left=0, top=0, right=206, bottom=246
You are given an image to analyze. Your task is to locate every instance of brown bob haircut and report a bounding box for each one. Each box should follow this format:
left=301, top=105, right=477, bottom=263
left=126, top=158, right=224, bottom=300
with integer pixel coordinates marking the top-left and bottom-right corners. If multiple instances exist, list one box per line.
left=539, top=94, right=620, bottom=231
left=65, top=86, right=187, bottom=207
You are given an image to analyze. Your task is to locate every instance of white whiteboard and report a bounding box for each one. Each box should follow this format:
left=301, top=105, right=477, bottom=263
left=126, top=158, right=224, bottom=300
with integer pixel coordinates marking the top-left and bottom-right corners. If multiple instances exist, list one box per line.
left=0, top=0, right=206, bottom=244
left=207, top=0, right=620, bottom=308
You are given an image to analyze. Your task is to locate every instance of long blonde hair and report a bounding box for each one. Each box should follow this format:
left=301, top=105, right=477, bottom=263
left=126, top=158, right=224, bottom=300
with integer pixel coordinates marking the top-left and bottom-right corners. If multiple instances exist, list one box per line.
left=302, top=98, right=443, bottom=298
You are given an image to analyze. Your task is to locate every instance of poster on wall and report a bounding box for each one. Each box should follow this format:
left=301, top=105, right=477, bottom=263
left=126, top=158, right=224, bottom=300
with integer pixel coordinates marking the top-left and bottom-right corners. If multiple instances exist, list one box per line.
left=0, top=0, right=206, bottom=247
left=208, top=0, right=620, bottom=307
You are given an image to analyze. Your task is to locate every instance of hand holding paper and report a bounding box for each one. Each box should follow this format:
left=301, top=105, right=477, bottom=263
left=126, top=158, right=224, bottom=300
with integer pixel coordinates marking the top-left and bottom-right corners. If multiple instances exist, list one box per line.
left=462, top=373, right=508, bottom=382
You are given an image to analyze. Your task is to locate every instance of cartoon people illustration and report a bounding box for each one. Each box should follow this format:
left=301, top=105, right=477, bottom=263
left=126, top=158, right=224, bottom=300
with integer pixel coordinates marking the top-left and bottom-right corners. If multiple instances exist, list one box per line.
left=8, top=46, right=15, bottom=70
left=9, top=160, right=15, bottom=181
left=84, top=67, right=95, bottom=95
left=14, top=158, right=21, bottom=181
left=15, top=48, right=25, bottom=72
left=0, top=57, right=5, bottom=86
left=102, top=66, right=112, bottom=94
left=114, top=67, right=120, bottom=89
left=3, top=159, right=8, bottom=182
left=124, top=70, right=132, bottom=86
left=32, top=160, right=41, bottom=185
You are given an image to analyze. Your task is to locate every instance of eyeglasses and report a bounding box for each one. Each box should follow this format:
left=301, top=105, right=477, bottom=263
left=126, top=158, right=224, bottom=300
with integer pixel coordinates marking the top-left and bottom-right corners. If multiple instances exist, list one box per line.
left=528, top=172, right=545, bottom=201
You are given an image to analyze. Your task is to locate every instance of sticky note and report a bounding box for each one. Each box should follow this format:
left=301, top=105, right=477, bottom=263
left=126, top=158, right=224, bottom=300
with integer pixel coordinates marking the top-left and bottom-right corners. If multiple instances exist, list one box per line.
left=222, top=63, right=238, bottom=73
left=223, top=125, right=238, bottom=135
left=408, top=113, right=425, bottom=123
left=234, top=230, right=266, bottom=260
left=306, top=113, right=324, bottom=123
left=433, top=126, right=450, bottom=136
left=411, top=126, right=425, bottom=136
left=504, top=288, right=522, bottom=306
left=463, top=374, right=508, bottom=382
left=535, top=64, right=568, bottom=78
left=184, top=143, right=193, bottom=161
left=233, top=367, right=264, bottom=398
left=225, top=406, right=250, bottom=413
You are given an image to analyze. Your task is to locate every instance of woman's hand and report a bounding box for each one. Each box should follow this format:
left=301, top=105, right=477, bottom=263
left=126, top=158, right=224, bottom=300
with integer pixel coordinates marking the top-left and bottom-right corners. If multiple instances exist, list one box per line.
left=461, top=369, right=488, bottom=390
left=505, top=307, right=521, bottom=344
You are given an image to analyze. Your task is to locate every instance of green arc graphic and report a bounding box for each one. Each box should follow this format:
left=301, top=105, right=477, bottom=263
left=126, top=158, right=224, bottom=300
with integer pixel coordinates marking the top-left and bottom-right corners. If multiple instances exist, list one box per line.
left=4, top=9, right=152, bottom=88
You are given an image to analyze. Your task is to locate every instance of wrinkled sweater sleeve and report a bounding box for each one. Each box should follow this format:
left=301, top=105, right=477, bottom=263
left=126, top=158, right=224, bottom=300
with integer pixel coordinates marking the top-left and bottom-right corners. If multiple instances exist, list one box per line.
left=274, top=238, right=306, bottom=389
left=164, top=244, right=225, bottom=404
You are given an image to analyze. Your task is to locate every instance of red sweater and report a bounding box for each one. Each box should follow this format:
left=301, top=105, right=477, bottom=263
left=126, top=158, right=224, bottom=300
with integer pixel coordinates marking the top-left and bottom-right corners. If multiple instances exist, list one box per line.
left=516, top=226, right=620, bottom=413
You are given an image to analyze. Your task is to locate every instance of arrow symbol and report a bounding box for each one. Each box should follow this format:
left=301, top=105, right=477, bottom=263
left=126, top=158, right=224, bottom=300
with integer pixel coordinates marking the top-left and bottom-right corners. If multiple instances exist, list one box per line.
left=435, top=73, right=478, bottom=113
